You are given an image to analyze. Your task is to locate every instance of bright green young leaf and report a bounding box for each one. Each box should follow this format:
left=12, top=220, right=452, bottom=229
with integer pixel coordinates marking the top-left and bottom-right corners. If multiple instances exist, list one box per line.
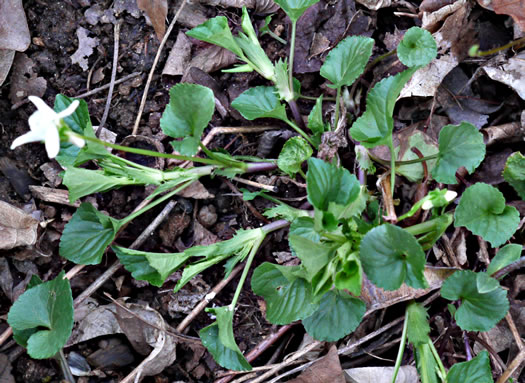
left=306, top=158, right=360, bottom=211
left=160, top=83, right=215, bottom=156
left=251, top=263, right=318, bottom=324
left=59, top=203, right=119, bottom=265
left=334, top=245, right=362, bottom=296
left=431, top=122, right=485, bottom=184
left=277, top=137, right=312, bottom=177
left=302, top=290, right=365, bottom=341
left=446, top=350, right=493, bottom=383
left=503, top=152, right=525, bottom=200
left=274, top=59, right=294, bottom=101
left=441, top=270, right=508, bottom=331
left=186, top=17, right=243, bottom=57
left=289, top=216, right=320, bottom=244
left=289, top=235, right=335, bottom=279
left=406, top=302, right=430, bottom=346
left=487, top=244, right=522, bottom=276
left=454, top=183, right=519, bottom=247
left=320, top=36, right=374, bottom=88
left=112, top=246, right=167, bottom=287
left=414, top=343, right=440, bottom=383
left=360, top=224, right=427, bottom=290
left=349, top=68, right=417, bottom=148
left=476, top=272, right=500, bottom=293
left=231, top=86, right=288, bottom=121
left=273, top=0, right=320, bottom=22
left=7, top=272, right=73, bottom=359
left=263, top=203, right=309, bottom=221
left=63, top=167, right=136, bottom=202
left=307, top=95, right=328, bottom=146
left=397, top=27, right=437, bottom=67
left=200, top=306, right=252, bottom=371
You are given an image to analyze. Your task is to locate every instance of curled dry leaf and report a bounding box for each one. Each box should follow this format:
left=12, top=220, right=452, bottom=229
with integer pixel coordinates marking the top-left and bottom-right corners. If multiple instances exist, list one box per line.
left=67, top=304, right=122, bottom=346
left=287, top=345, right=345, bottom=383
left=137, top=0, right=168, bottom=41
left=70, top=27, right=100, bottom=71
left=163, top=31, right=192, bottom=76
left=492, top=0, right=525, bottom=32
left=0, top=0, right=30, bottom=51
left=177, top=180, right=214, bottom=199
left=0, top=49, right=15, bottom=87
left=0, top=200, right=38, bottom=250
left=344, top=366, right=419, bottom=383
left=483, top=51, right=525, bottom=100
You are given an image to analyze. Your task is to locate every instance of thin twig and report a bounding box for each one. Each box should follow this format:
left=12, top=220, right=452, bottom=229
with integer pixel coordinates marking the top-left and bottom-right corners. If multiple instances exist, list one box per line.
left=232, top=176, right=277, bottom=192
left=505, top=312, right=524, bottom=351
left=496, top=348, right=525, bottom=383
left=98, top=21, right=120, bottom=129
left=132, top=0, right=187, bottom=135
left=222, top=178, right=271, bottom=224
left=75, top=72, right=142, bottom=99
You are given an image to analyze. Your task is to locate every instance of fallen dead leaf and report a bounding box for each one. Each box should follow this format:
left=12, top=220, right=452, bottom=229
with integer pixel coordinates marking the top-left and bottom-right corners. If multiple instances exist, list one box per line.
left=287, top=345, right=345, bottom=383
left=492, top=0, right=525, bottom=32
left=422, top=0, right=467, bottom=31
left=186, top=45, right=237, bottom=74
left=0, top=258, right=14, bottom=302
left=71, top=27, right=100, bottom=71
left=0, top=354, right=15, bottom=383
left=163, top=31, right=192, bottom=76
left=67, top=303, right=122, bottom=346
left=193, top=220, right=218, bottom=246
left=0, top=0, right=30, bottom=51
left=8, top=53, right=46, bottom=104
left=356, top=0, right=392, bottom=10
left=483, top=51, right=525, bottom=100
left=137, top=0, right=167, bottom=41
left=0, top=200, right=39, bottom=250
left=344, top=366, right=419, bottom=383
left=0, top=49, right=15, bottom=87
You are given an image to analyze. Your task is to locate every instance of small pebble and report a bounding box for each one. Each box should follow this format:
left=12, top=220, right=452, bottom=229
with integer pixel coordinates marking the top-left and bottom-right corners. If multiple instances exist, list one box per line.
left=198, top=205, right=218, bottom=228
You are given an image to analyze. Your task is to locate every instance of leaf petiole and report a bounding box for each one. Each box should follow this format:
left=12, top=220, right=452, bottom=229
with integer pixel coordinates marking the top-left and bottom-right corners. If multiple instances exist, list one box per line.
left=391, top=309, right=409, bottom=383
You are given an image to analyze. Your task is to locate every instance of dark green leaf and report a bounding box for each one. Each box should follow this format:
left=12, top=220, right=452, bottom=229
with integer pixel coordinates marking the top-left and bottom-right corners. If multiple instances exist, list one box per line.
left=431, top=122, right=485, bottom=184
left=251, top=263, right=318, bottom=324
left=454, top=183, right=519, bottom=247
left=277, top=137, right=312, bottom=177
left=397, top=27, right=437, bottom=67
left=503, top=152, right=525, bottom=200
left=446, top=351, right=493, bottom=383
left=112, top=246, right=166, bottom=287
left=231, top=86, right=288, bottom=121
left=306, top=158, right=360, bottom=211
left=320, top=36, right=374, bottom=88
left=487, top=244, right=522, bottom=276
left=406, top=302, right=430, bottom=346
left=307, top=95, right=328, bottom=146
left=273, top=0, right=320, bottom=21
left=186, top=17, right=243, bottom=57
left=59, top=203, right=119, bottom=265
left=360, top=224, right=427, bottom=290
left=160, top=83, right=215, bottom=156
left=441, top=270, right=508, bottom=331
left=302, top=290, right=365, bottom=341
left=200, top=306, right=252, bottom=371
left=349, top=68, right=417, bottom=148
left=7, top=272, right=73, bottom=359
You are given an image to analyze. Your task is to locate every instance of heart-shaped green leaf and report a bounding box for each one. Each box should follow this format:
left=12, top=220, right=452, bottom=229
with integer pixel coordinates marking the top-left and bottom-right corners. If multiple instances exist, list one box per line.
left=186, top=17, right=243, bottom=57
left=397, top=27, right=437, bottom=67
left=274, top=0, right=320, bottom=21
left=446, top=351, right=493, bottom=383
left=278, top=137, right=312, bottom=177
left=231, top=86, right=288, bottom=121
left=503, top=151, right=525, bottom=200
left=487, top=244, right=522, bottom=276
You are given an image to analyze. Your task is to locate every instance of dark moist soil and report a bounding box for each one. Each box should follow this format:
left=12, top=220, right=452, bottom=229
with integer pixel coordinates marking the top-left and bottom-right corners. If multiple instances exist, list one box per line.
left=1, top=0, right=524, bottom=382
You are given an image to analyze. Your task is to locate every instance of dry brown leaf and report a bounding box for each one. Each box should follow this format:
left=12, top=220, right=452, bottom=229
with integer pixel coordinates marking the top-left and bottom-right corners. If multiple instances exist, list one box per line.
left=0, top=0, right=30, bottom=51
left=177, top=180, right=214, bottom=199
left=187, top=45, right=237, bottom=74
left=71, top=27, right=99, bottom=71
left=137, top=0, right=167, bottom=40
left=492, top=0, right=525, bottom=32
left=67, top=304, right=122, bottom=346
left=0, top=200, right=38, bottom=250
left=483, top=51, right=525, bottom=100
left=8, top=53, right=46, bottom=104
left=344, top=366, right=419, bottom=383
left=0, top=49, right=15, bottom=87
left=193, top=220, right=218, bottom=246
left=163, top=31, right=192, bottom=76
left=287, top=345, right=345, bottom=383
left=361, top=266, right=457, bottom=315
left=0, top=258, right=14, bottom=302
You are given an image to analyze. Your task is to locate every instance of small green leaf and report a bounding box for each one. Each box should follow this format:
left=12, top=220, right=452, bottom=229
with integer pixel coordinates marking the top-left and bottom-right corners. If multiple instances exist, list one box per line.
left=277, top=137, right=312, bottom=177
left=431, top=122, right=485, bottom=184
left=446, top=351, right=494, bottom=383
left=251, top=263, right=318, bottom=324
left=360, top=224, right=427, bottom=290
left=59, top=203, right=119, bottom=265
left=320, top=36, right=374, bottom=88
left=307, top=95, right=328, bottom=146
left=289, top=235, right=335, bottom=279
left=274, top=59, right=294, bottom=101
left=441, top=270, right=508, bottom=331
left=306, top=158, right=360, bottom=211
left=454, top=183, right=519, bottom=247
left=503, top=152, right=525, bottom=200
left=186, top=16, right=243, bottom=57
left=200, top=306, right=252, bottom=371
left=397, top=27, right=437, bottom=67
left=350, top=68, right=417, bottom=148
left=7, top=272, right=73, bottom=359
left=160, top=83, right=215, bottom=156
left=263, top=204, right=309, bottom=221
left=334, top=245, right=362, bottom=296
left=231, top=86, right=288, bottom=121
left=62, top=167, right=136, bottom=202
left=414, top=343, right=440, bottom=383
left=273, top=0, right=320, bottom=21
left=112, top=246, right=167, bottom=287
left=487, top=244, right=522, bottom=276
left=476, top=272, right=500, bottom=293
left=302, top=290, right=365, bottom=341
left=406, top=302, right=430, bottom=346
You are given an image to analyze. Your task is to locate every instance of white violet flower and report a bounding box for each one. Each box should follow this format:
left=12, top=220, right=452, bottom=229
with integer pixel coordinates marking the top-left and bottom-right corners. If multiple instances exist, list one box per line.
left=10, top=96, right=85, bottom=158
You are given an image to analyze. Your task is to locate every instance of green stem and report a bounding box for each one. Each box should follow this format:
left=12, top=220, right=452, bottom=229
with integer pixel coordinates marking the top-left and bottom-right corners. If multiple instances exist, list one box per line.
left=391, top=311, right=409, bottom=383
left=298, top=169, right=307, bottom=180
left=284, top=119, right=316, bottom=147
left=368, top=151, right=439, bottom=166
left=288, top=20, right=297, bottom=99
left=74, top=133, right=220, bottom=166
left=321, top=232, right=348, bottom=244
left=119, top=180, right=192, bottom=226
left=334, top=86, right=341, bottom=131
left=404, top=216, right=445, bottom=236
left=388, top=136, right=396, bottom=196
left=471, top=36, right=525, bottom=57
left=369, top=49, right=397, bottom=69
left=299, top=94, right=336, bottom=102
left=428, top=340, right=447, bottom=380
left=269, top=30, right=287, bottom=45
